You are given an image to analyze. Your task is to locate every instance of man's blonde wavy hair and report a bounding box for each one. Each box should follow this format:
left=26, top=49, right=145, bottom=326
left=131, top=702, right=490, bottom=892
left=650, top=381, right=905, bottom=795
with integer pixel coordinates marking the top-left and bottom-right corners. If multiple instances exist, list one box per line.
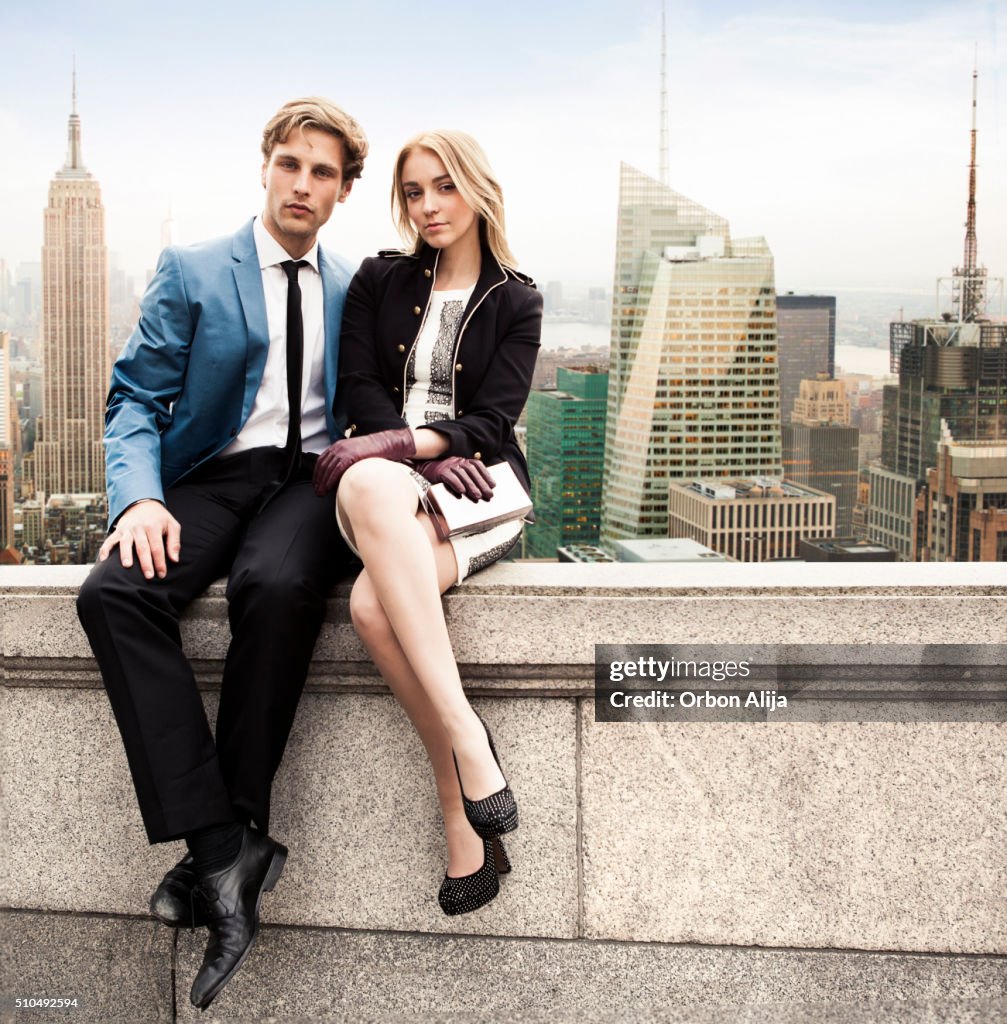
left=261, top=97, right=369, bottom=182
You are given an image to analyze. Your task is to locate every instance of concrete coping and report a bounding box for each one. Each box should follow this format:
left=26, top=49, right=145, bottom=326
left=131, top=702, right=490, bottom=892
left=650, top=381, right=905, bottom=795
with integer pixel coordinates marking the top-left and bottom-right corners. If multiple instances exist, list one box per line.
left=1, top=561, right=1004, bottom=598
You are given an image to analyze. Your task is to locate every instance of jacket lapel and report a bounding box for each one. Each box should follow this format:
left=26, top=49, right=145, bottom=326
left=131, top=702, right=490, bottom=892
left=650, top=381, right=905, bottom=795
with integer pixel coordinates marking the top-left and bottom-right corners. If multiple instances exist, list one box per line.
left=319, top=247, right=349, bottom=438
left=231, top=221, right=271, bottom=422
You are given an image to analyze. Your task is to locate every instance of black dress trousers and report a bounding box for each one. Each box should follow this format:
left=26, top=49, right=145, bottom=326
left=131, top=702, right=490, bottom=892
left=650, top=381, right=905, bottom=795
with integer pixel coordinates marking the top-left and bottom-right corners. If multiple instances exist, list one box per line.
left=76, top=448, right=350, bottom=843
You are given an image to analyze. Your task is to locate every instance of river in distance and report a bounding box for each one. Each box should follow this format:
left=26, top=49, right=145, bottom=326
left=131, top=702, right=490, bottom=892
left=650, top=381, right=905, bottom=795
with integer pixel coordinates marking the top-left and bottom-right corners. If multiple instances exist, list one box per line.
left=540, top=321, right=894, bottom=381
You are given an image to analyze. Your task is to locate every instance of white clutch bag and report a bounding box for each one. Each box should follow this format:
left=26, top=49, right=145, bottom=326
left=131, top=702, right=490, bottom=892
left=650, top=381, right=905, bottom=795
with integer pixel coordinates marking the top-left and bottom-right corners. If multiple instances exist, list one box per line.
left=420, top=461, right=533, bottom=542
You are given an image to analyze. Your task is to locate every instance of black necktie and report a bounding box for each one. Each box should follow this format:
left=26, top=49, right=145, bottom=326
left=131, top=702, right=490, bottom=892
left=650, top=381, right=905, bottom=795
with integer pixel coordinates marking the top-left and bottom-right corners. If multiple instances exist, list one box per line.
left=280, top=260, right=308, bottom=471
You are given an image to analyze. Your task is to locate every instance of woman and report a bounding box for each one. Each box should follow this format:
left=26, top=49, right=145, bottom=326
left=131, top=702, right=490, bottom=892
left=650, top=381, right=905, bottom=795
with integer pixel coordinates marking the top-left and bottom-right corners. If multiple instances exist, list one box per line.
left=312, top=130, right=542, bottom=914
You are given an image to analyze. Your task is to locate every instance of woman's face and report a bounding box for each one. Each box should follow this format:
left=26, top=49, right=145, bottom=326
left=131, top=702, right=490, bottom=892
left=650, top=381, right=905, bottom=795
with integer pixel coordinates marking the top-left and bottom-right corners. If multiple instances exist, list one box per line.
left=400, top=147, right=479, bottom=253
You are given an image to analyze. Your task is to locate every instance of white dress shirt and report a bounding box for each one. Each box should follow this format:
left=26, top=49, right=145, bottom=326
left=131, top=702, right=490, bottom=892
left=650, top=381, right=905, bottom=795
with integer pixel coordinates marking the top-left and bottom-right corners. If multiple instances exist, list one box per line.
left=223, top=216, right=329, bottom=456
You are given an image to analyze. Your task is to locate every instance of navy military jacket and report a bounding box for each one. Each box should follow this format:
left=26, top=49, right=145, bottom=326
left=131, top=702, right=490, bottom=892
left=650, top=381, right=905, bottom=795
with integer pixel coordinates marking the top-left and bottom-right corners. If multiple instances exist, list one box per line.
left=336, top=238, right=542, bottom=492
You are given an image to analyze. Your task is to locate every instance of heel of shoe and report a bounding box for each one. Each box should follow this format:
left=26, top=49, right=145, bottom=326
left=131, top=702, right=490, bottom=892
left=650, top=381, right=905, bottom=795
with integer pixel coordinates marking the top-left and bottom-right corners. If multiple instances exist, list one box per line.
left=491, top=836, right=512, bottom=875
left=263, top=843, right=288, bottom=892
left=466, top=792, right=518, bottom=839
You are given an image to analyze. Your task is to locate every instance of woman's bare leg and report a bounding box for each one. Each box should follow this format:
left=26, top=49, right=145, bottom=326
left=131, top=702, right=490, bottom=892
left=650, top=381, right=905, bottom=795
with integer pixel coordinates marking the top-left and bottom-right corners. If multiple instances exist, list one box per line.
left=350, top=559, right=486, bottom=876
left=337, top=459, right=507, bottom=809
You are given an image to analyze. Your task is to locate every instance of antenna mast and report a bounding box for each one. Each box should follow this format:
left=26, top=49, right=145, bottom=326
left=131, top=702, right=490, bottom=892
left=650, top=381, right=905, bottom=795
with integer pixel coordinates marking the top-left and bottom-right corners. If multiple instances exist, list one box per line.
left=659, top=1, right=669, bottom=186
left=964, top=60, right=978, bottom=274
left=957, top=56, right=985, bottom=322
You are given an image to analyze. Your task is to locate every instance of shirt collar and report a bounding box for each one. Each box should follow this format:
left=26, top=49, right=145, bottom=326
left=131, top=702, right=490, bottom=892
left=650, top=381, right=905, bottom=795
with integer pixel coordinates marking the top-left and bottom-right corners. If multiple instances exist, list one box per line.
left=253, top=215, right=319, bottom=273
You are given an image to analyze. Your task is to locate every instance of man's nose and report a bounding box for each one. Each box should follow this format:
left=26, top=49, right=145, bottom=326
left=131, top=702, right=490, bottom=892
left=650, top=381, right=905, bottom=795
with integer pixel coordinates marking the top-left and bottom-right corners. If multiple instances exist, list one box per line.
left=293, top=169, right=310, bottom=194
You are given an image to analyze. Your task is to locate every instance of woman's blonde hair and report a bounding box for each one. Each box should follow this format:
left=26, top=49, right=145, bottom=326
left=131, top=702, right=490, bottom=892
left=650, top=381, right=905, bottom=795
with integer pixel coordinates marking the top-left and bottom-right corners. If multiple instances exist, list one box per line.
left=392, top=130, right=516, bottom=268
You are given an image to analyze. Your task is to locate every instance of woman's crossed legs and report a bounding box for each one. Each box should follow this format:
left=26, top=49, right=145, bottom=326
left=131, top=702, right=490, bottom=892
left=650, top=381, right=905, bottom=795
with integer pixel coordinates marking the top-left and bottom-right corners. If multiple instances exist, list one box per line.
left=336, top=458, right=507, bottom=876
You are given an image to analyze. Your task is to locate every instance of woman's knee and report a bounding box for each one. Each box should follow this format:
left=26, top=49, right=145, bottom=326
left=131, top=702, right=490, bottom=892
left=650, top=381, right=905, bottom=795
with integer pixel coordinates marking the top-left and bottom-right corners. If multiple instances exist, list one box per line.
left=349, top=576, right=394, bottom=644
left=338, top=459, right=415, bottom=523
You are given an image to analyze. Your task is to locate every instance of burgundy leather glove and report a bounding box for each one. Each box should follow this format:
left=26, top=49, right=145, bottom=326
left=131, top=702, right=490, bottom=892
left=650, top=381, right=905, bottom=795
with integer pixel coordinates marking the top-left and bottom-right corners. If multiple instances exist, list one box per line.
left=413, top=457, right=496, bottom=502
left=312, top=427, right=416, bottom=496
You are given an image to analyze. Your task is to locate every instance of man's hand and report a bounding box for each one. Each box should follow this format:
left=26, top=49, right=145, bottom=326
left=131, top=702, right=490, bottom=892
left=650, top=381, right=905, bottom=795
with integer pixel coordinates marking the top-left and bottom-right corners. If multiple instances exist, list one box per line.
left=99, top=500, right=181, bottom=579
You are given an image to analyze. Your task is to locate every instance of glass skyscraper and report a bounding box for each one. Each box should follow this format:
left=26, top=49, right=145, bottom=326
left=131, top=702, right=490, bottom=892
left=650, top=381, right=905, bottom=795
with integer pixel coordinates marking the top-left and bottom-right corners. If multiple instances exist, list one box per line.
left=525, top=367, right=608, bottom=558
left=601, top=164, right=782, bottom=546
left=776, top=294, right=836, bottom=422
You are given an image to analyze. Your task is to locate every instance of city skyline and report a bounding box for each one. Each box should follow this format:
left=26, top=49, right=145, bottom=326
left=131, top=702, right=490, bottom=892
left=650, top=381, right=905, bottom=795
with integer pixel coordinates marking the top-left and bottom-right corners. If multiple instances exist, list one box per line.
left=1, top=0, right=1004, bottom=294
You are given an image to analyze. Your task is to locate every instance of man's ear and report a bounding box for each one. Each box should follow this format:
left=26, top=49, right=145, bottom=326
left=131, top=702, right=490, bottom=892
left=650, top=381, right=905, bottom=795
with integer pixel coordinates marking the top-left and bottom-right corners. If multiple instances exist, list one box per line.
left=261, top=161, right=268, bottom=189
left=338, top=178, right=355, bottom=204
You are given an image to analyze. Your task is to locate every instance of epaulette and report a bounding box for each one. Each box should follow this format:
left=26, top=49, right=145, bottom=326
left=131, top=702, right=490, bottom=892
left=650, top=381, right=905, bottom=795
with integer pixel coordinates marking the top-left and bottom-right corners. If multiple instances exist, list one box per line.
left=505, top=266, right=537, bottom=289
left=377, top=248, right=415, bottom=259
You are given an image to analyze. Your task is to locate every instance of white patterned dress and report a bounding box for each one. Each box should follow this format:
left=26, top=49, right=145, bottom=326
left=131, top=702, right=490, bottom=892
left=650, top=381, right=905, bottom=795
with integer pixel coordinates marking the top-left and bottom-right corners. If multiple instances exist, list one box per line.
left=337, top=286, right=524, bottom=584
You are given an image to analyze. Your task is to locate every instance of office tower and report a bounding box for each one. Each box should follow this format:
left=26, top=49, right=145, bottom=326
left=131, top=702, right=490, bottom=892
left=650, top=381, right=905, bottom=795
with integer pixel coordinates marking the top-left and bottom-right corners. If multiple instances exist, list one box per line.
left=782, top=376, right=859, bottom=535
left=525, top=367, right=608, bottom=558
left=0, top=331, right=11, bottom=548
left=868, top=67, right=1006, bottom=559
left=867, top=465, right=919, bottom=559
left=776, top=294, right=836, bottom=421
left=918, top=422, right=1007, bottom=561
left=667, top=477, right=834, bottom=562
left=600, top=164, right=782, bottom=546
left=34, top=74, right=110, bottom=500
left=791, top=375, right=849, bottom=426
left=161, top=207, right=176, bottom=251
left=544, top=281, right=564, bottom=313
left=15, top=264, right=41, bottom=324
left=531, top=347, right=609, bottom=391
left=0, top=261, right=12, bottom=316
left=0, top=331, right=10, bottom=448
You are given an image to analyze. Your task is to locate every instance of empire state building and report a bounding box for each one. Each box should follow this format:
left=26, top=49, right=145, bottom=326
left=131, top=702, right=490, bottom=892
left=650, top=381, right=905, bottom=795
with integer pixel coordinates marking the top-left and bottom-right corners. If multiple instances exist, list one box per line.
left=35, top=75, right=109, bottom=498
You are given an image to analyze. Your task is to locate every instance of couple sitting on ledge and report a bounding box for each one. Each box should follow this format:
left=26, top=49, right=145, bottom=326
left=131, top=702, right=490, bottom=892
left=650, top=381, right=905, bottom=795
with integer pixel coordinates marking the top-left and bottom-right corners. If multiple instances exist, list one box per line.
left=75, top=95, right=541, bottom=1011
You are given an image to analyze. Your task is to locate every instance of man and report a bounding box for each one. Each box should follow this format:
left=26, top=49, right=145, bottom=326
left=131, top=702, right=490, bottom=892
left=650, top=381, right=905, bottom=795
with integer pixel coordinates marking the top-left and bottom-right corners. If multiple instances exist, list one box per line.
left=76, top=97, right=367, bottom=1011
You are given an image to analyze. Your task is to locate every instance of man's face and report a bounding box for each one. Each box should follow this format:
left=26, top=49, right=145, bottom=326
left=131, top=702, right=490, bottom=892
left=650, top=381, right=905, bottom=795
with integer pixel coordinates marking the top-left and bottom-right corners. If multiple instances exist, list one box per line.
left=261, top=127, right=352, bottom=257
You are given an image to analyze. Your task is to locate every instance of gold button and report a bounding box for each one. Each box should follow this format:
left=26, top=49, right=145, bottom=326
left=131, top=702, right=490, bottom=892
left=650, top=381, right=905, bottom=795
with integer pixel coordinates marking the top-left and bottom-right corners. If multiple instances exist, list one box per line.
left=423, top=269, right=432, bottom=278
left=456, top=408, right=463, bottom=415
left=397, top=344, right=406, bottom=353
left=474, top=451, right=482, bottom=460
left=413, top=306, right=421, bottom=315
left=455, top=362, right=463, bottom=372
left=393, top=386, right=400, bottom=394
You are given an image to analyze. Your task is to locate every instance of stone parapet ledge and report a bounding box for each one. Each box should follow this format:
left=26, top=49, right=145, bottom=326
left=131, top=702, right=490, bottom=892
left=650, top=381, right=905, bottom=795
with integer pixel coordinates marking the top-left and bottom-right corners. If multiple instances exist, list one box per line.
left=1, top=563, right=1004, bottom=961
left=4, top=562, right=1006, bottom=691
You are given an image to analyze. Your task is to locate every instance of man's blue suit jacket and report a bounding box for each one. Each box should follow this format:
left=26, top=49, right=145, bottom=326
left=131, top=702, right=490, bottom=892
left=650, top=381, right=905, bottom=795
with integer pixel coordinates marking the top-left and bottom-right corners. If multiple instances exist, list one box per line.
left=104, top=219, right=353, bottom=525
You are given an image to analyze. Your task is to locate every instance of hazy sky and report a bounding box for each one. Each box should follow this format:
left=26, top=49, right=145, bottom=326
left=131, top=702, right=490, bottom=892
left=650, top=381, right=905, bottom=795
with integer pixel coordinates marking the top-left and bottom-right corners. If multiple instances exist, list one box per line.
left=1, top=0, right=1004, bottom=297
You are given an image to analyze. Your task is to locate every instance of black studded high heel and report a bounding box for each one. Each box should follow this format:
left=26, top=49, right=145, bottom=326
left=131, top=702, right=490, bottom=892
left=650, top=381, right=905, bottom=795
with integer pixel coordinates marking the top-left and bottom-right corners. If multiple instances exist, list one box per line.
left=452, top=715, right=518, bottom=839
left=438, top=836, right=510, bottom=916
